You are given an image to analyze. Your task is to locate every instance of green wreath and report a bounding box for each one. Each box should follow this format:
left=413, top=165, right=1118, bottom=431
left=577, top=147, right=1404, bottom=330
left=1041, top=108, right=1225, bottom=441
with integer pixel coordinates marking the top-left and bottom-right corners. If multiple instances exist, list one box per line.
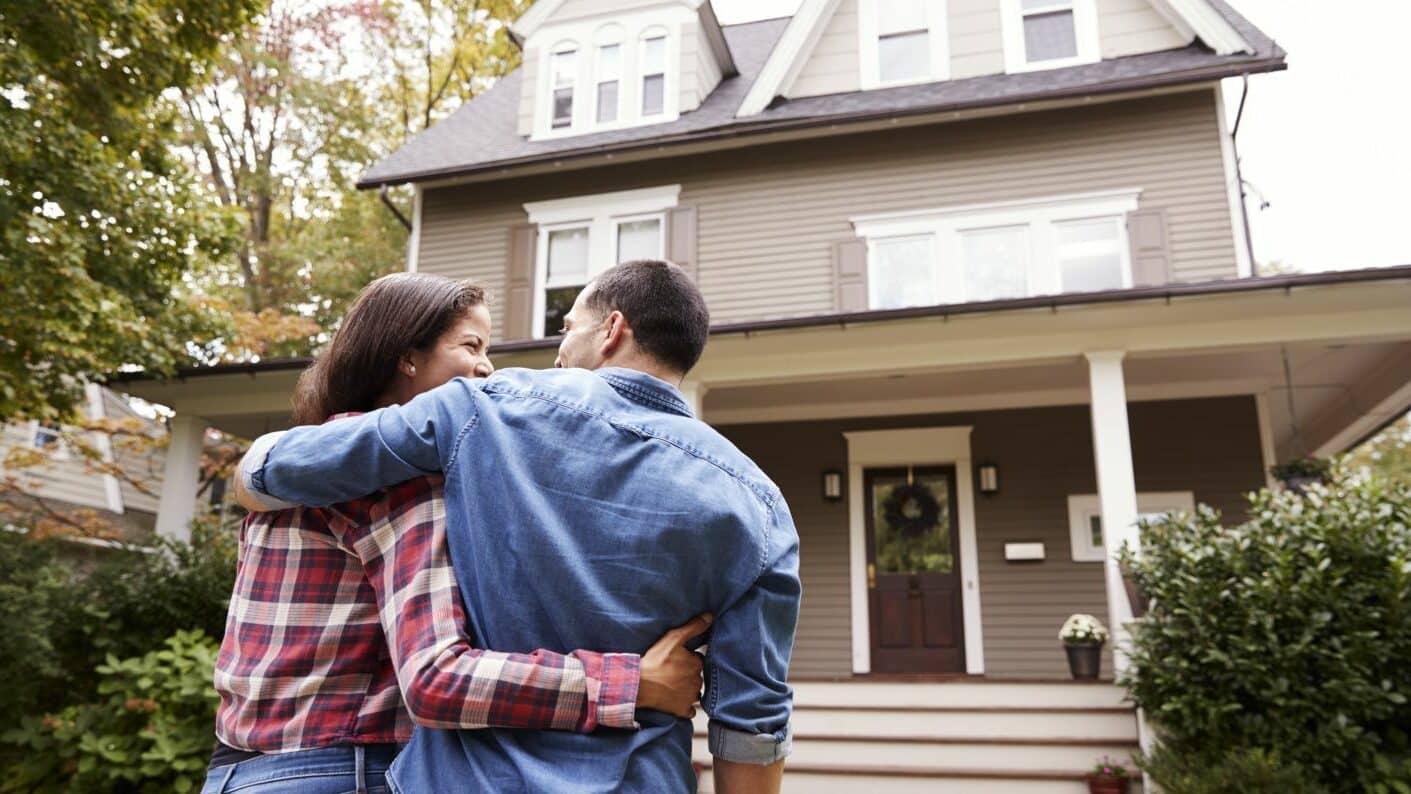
left=881, top=483, right=941, bottom=538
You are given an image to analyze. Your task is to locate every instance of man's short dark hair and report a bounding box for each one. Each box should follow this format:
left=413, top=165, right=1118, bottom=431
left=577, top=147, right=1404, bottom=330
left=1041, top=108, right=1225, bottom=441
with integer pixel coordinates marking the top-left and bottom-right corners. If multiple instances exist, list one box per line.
left=585, top=259, right=710, bottom=374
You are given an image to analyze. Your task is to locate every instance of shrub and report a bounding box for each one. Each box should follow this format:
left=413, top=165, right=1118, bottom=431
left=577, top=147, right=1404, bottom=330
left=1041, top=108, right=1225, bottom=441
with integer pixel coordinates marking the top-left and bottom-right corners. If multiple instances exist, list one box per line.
left=0, top=630, right=221, bottom=794
left=1138, top=744, right=1327, bottom=794
left=1121, top=470, right=1411, bottom=792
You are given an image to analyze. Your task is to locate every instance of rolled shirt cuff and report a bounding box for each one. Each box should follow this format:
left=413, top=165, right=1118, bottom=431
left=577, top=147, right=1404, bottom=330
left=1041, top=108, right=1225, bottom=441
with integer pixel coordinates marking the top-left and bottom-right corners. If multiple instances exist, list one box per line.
left=594, top=653, right=642, bottom=731
left=707, top=720, right=792, bottom=765
left=240, top=431, right=298, bottom=512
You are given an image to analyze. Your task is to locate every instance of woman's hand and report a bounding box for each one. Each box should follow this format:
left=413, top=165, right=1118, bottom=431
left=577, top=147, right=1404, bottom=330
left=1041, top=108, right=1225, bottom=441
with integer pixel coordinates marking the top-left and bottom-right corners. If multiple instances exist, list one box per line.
left=636, top=613, right=712, bottom=719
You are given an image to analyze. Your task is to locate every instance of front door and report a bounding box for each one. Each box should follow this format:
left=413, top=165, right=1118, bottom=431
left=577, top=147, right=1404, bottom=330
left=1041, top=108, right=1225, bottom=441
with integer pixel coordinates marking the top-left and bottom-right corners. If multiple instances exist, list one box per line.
left=865, top=466, right=966, bottom=673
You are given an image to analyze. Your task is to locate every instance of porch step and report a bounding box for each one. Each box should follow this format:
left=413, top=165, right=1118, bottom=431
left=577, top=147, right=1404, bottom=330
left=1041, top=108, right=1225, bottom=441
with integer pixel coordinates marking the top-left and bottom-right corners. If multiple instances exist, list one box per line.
left=695, top=763, right=1145, bottom=794
left=691, top=681, right=1141, bottom=792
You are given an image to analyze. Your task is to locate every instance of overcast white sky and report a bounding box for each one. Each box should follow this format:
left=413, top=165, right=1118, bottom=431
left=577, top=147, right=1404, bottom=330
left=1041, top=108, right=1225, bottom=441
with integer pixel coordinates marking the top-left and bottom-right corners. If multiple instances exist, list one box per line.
left=712, top=0, right=1411, bottom=273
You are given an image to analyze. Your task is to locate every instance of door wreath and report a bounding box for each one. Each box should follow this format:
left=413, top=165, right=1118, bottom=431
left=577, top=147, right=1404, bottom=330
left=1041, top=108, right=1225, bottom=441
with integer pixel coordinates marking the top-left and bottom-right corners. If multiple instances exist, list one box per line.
left=881, top=483, right=941, bottom=538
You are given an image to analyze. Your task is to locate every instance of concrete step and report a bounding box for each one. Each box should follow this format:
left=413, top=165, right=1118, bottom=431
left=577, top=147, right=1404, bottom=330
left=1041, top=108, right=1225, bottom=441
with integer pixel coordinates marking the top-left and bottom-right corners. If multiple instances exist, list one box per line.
left=699, top=706, right=1139, bottom=742
left=692, top=735, right=1138, bottom=772
left=791, top=680, right=1130, bottom=710
left=695, top=763, right=1145, bottom=794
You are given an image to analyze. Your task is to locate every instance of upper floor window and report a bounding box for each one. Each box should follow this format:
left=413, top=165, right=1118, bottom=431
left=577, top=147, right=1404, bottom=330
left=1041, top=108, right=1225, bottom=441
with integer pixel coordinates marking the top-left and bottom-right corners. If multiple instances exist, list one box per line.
left=524, top=185, right=680, bottom=337
left=596, top=43, right=622, bottom=124
left=859, top=0, right=948, bottom=89
left=852, top=189, right=1141, bottom=310
left=640, top=33, right=668, bottom=117
left=549, top=46, right=577, bottom=129
left=30, top=421, right=70, bottom=460
left=1002, top=0, right=1099, bottom=72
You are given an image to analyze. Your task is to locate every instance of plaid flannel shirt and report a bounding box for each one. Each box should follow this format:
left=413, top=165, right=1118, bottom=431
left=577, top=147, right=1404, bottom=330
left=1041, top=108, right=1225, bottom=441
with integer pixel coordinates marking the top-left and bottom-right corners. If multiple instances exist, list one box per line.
left=214, top=459, right=640, bottom=752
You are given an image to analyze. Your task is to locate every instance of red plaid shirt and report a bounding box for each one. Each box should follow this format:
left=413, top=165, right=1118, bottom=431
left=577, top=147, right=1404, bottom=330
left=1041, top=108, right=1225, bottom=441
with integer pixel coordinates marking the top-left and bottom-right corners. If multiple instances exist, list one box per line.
left=214, top=461, right=640, bottom=752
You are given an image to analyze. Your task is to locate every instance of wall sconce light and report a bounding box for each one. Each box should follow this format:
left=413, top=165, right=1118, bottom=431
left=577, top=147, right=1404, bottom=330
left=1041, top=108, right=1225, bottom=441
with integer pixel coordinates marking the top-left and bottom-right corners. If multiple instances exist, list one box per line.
left=978, top=463, right=1000, bottom=495
left=822, top=470, right=843, bottom=502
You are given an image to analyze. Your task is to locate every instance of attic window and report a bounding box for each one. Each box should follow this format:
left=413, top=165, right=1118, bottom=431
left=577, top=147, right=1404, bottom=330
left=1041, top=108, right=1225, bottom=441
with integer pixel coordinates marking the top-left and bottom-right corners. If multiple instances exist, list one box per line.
left=550, top=48, right=576, bottom=129
left=641, top=34, right=667, bottom=117
left=878, top=0, right=929, bottom=83
left=1003, top=0, right=1099, bottom=72
left=858, top=0, right=948, bottom=90
left=596, top=43, right=621, bottom=124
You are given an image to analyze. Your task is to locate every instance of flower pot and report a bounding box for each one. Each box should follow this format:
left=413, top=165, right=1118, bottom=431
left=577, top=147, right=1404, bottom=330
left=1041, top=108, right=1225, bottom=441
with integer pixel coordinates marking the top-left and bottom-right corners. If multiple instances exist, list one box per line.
left=1121, top=568, right=1149, bottom=618
left=1064, top=642, right=1103, bottom=680
left=1087, top=775, right=1130, bottom=794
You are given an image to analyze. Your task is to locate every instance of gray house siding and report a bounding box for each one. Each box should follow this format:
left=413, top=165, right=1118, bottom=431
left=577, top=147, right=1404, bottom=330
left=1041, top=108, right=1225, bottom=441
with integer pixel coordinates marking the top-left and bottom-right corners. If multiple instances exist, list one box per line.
left=417, top=89, right=1239, bottom=336
left=715, top=394, right=1266, bottom=679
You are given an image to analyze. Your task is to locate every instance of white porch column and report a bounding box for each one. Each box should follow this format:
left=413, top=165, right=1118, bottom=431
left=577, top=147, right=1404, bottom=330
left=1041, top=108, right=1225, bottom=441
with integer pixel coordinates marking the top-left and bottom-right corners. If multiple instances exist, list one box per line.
left=679, top=380, right=709, bottom=420
left=154, top=414, right=207, bottom=543
left=1085, top=351, right=1141, bottom=674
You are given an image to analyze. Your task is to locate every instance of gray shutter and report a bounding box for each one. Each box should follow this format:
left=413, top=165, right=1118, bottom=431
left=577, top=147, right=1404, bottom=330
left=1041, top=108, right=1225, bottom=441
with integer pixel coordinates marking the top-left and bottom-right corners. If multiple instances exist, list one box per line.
left=665, top=206, right=699, bottom=280
left=1127, top=209, right=1171, bottom=287
left=834, top=239, right=869, bottom=313
left=504, top=223, right=537, bottom=341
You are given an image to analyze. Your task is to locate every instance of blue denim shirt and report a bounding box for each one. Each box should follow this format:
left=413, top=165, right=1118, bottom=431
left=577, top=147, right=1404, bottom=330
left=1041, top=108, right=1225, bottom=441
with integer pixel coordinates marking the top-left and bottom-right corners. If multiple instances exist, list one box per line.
left=243, top=367, right=800, bottom=793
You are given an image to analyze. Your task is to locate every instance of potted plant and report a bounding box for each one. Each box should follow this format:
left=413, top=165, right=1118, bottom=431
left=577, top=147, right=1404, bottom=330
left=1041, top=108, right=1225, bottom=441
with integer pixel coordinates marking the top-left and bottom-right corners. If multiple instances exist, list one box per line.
left=1269, top=457, right=1332, bottom=492
left=1086, top=756, right=1131, bottom=794
left=1059, top=613, right=1109, bottom=680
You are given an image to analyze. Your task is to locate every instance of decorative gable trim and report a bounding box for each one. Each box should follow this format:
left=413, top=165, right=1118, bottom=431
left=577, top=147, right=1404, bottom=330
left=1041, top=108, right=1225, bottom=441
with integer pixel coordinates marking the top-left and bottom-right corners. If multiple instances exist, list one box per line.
left=510, top=0, right=567, bottom=45
left=735, top=0, right=843, bottom=118
left=1148, top=0, right=1252, bottom=56
left=512, top=0, right=737, bottom=74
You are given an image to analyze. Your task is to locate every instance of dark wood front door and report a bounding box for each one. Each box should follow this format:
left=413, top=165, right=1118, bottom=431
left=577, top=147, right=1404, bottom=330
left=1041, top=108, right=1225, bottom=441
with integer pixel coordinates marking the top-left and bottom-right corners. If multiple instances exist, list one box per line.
left=865, top=466, right=966, bottom=674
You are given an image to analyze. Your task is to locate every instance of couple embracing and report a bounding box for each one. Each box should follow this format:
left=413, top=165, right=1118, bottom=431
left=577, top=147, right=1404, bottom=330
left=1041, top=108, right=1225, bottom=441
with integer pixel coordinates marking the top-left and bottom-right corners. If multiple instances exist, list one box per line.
left=205, top=260, right=800, bottom=793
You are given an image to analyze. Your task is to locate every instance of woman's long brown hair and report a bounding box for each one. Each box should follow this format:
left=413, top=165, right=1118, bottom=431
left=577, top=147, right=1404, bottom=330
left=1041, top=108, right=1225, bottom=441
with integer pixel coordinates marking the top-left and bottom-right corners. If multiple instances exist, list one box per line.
left=291, top=273, right=486, bottom=425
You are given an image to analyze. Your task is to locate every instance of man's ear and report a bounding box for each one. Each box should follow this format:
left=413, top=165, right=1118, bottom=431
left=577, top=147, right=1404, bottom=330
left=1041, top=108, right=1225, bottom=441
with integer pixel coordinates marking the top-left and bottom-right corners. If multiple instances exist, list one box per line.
left=599, top=310, right=630, bottom=358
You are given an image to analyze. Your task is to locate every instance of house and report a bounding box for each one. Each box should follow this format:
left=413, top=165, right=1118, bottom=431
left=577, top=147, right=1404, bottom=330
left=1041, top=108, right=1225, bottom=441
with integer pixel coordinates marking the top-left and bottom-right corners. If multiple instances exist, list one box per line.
left=1, top=385, right=168, bottom=551
left=120, top=0, right=1411, bottom=788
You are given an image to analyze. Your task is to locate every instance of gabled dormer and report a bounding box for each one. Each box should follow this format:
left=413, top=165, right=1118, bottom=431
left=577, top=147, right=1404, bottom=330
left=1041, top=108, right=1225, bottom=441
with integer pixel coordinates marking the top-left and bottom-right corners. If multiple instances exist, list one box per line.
left=512, top=0, right=737, bottom=140
left=739, top=0, right=1254, bottom=113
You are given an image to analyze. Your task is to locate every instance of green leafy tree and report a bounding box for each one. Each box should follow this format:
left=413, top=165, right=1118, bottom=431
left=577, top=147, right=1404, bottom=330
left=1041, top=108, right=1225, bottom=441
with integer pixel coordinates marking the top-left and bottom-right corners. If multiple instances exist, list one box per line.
left=0, top=0, right=260, bottom=420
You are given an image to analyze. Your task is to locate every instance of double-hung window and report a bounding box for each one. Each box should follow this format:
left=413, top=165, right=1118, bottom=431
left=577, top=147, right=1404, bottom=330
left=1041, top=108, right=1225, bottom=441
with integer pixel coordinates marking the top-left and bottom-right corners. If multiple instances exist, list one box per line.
left=853, top=189, right=1140, bottom=311
left=525, top=186, right=679, bottom=338
left=859, top=0, right=947, bottom=89
left=1002, top=0, right=1099, bottom=72
left=640, top=33, right=667, bottom=117
left=549, top=47, right=577, bottom=129
left=595, top=38, right=622, bottom=124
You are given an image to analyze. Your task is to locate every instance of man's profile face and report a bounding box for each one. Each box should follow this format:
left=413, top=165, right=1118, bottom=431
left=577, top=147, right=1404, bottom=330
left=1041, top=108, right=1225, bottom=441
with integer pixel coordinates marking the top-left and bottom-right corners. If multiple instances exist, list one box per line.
left=554, top=283, right=606, bottom=370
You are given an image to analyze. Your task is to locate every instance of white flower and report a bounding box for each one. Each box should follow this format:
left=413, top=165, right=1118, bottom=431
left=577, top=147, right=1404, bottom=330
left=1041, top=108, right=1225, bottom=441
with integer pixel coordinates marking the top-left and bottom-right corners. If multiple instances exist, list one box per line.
left=1060, top=613, right=1110, bottom=644
left=39, top=201, right=65, bottom=219
left=1, top=85, right=29, bottom=109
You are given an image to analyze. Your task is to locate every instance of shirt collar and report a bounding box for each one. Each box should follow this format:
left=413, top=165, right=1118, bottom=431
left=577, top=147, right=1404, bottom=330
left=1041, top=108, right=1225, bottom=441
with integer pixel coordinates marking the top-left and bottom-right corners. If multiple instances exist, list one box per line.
left=593, top=367, right=693, bottom=418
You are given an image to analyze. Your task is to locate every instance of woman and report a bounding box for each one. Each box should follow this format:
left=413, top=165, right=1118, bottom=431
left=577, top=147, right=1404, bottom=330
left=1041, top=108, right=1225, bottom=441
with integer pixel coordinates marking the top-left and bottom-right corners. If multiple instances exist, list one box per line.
left=205, top=274, right=707, bottom=794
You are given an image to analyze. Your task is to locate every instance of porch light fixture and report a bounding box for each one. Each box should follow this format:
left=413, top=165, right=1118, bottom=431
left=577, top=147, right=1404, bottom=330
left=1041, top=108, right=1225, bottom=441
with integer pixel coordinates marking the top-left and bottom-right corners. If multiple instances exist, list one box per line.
left=977, top=463, right=1000, bottom=495
left=822, top=470, right=843, bottom=502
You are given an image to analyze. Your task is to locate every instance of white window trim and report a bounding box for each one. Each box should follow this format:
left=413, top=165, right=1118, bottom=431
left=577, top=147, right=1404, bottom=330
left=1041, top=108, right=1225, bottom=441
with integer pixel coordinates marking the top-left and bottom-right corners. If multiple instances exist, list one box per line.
left=1000, top=0, right=1101, bottom=74
left=857, top=0, right=950, bottom=90
left=530, top=9, right=688, bottom=140
left=844, top=427, right=984, bottom=675
left=638, top=28, right=672, bottom=119
left=29, top=420, right=71, bottom=460
left=593, top=35, right=624, bottom=126
left=525, top=185, right=680, bottom=338
left=852, top=188, right=1141, bottom=309
left=1067, top=491, right=1195, bottom=562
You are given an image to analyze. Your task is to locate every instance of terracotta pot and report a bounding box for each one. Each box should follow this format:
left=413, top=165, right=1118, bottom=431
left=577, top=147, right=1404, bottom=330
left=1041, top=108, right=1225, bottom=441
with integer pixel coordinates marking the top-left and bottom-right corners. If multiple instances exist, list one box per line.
left=1087, top=775, right=1130, bottom=794
left=1064, top=642, right=1103, bottom=680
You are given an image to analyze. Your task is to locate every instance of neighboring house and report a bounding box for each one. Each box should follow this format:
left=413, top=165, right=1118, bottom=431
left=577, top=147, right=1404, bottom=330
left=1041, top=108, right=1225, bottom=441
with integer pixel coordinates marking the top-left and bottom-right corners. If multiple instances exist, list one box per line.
left=122, top=0, right=1411, bottom=789
left=1, top=385, right=167, bottom=550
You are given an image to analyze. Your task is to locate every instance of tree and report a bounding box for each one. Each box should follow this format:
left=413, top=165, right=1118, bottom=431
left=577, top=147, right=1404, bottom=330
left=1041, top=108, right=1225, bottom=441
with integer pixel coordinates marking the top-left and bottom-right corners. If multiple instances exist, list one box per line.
left=0, top=0, right=261, bottom=421
left=175, top=0, right=527, bottom=359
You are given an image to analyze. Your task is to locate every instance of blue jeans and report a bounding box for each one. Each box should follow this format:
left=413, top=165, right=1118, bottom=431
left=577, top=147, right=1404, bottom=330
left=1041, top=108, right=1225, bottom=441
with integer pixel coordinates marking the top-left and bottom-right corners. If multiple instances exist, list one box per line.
left=202, top=745, right=398, bottom=794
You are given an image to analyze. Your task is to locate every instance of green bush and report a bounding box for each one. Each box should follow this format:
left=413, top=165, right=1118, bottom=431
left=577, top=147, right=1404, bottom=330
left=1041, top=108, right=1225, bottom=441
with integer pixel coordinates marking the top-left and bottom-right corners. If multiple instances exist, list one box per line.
left=1138, top=744, right=1326, bottom=794
left=1121, top=470, right=1411, bottom=792
left=0, top=519, right=237, bottom=791
left=0, top=630, right=221, bottom=794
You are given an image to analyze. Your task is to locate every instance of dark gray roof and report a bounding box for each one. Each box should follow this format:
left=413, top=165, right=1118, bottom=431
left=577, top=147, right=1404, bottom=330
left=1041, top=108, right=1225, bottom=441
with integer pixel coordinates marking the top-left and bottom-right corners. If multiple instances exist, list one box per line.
left=359, top=1, right=1284, bottom=188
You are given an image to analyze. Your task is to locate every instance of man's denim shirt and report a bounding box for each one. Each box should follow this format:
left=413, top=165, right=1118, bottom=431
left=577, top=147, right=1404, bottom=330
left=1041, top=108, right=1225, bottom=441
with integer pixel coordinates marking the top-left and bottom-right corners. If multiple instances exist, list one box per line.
left=242, top=367, right=801, bottom=793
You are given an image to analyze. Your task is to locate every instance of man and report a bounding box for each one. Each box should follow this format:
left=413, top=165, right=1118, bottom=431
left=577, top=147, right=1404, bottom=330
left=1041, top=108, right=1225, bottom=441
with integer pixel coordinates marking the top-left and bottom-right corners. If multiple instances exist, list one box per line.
left=236, top=260, right=800, bottom=793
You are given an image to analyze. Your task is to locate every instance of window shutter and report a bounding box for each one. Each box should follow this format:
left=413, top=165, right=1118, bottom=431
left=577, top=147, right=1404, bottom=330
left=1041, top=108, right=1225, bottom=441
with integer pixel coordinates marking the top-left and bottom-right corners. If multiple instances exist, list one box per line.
left=1127, top=209, right=1171, bottom=287
left=504, top=223, right=537, bottom=342
left=665, top=206, right=698, bottom=280
left=834, top=239, right=869, bottom=313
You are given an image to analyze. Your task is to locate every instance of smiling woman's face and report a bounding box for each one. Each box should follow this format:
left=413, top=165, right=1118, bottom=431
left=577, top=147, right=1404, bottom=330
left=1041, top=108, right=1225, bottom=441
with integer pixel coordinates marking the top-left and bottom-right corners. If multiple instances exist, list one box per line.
left=404, top=303, right=495, bottom=396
